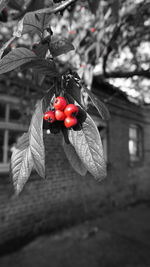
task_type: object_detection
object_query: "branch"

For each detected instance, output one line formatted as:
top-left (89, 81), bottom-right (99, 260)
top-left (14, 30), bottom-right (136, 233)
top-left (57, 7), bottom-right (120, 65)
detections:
top-left (33, 0), bottom-right (78, 14)
top-left (102, 1), bottom-right (146, 76)
top-left (102, 23), bottom-right (122, 76)
top-left (13, 0), bottom-right (78, 20)
top-left (104, 69), bottom-right (150, 79)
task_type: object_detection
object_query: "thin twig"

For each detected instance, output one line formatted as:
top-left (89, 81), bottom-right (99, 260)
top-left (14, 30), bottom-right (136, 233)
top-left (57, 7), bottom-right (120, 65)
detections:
top-left (102, 23), bottom-right (122, 76)
top-left (101, 69), bottom-right (150, 79)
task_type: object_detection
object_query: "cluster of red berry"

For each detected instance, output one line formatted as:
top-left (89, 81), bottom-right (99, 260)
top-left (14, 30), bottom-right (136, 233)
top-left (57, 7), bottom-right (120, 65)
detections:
top-left (43, 96), bottom-right (79, 128)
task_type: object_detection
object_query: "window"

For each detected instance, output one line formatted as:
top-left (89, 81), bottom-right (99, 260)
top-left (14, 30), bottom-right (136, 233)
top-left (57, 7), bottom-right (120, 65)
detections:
top-left (129, 124), bottom-right (143, 162)
top-left (0, 102), bottom-right (5, 120)
top-left (0, 95), bottom-right (28, 173)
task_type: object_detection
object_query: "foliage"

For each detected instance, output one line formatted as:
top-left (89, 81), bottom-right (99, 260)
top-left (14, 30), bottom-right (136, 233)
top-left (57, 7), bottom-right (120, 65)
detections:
top-left (0, 0), bottom-right (150, 101)
top-left (49, 0), bottom-right (150, 102)
top-left (0, 0), bottom-right (109, 193)
top-left (62, 138), bottom-right (87, 176)
top-left (10, 132), bottom-right (33, 194)
top-left (0, 0), bottom-right (149, 193)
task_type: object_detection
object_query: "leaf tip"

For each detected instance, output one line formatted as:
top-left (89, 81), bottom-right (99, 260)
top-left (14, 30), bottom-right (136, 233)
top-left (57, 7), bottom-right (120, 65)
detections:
top-left (14, 185), bottom-right (21, 196)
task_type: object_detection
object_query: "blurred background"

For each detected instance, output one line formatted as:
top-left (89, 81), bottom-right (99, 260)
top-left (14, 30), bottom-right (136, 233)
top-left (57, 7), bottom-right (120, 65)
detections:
top-left (0, 0), bottom-right (150, 266)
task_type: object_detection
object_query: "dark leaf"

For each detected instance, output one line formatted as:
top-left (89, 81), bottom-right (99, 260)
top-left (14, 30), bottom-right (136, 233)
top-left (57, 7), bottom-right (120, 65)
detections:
top-left (8, 0), bottom-right (24, 11)
top-left (0, 48), bottom-right (37, 74)
top-left (23, 12), bottom-right (51, 35)
top-left (33, 0), bottom-right (54, 14)
top-left (23, 59), bottom-right (59, 76)
top-left (68, 113), bottom-right (106, 180)
top-left (29, 99), bottom-right (45, 178)
top-left (66, 76), bottom-right (82, 105)
top-left (10, 0), bottom-right (22, 10)
top-left (10, 132), bottom-right (33, 195)
top-left (83, 86), bottom-right (110, 120)
top-left (21, 42), bottom-right (49, 79)
top-left (33, 72), bottom-right (45, 87)
top-left (63, 138), bottom-right (87, 176)
top-left (61, 126), bottom-right (70, 144)
top-left (27, 0), bottom-right (45, 12)
top-left (111, 0), bottom-right (119, 23)
top-left (88, 0), bottom-right (100, 14)
top-left (32, 42), bottom-right (49, 58)
top-left (42, 85), bottom-right (55, 113)
top-left (50, 37), bottom-right (74, 57)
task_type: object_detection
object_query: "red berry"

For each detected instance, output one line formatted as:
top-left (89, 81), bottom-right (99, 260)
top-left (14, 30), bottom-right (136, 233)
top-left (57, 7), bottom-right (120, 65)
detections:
top-left (68, 30), bottom-right (76, 34)
top-left (91, 27), bottom-right (95, 33)
top-left (55, 110), bottom-right (66, 121)
top-left (43, 110), bottom-right (55, 123)
top-left (64, 104), bottom-right (79, 117)
top-left (64, 117), bottom-right (77, 128)
top-left (80, 64), bottom-right (86, 68)
top-left (53, 96), bottom-right (67, 111)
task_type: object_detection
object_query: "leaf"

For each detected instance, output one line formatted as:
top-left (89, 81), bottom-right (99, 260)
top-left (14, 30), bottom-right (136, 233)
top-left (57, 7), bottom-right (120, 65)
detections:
top-left (13, 18), bottom-right (24, 38)
top-left (10, 132), bottom-right (33, 195)
top-left (27, 0), bottom-right (45, 12)
top-left (0, 0), bottom-right (9, 12)
top-left (8, 0), bottom-right (24, 11)
top-left (32, 42), bottom-right (49, 58)
top-left (42, 85), bottom-right (55, 113)
top-left (29, 99), bottom-right (45, 178)
top-left (0, 36), bottom-right (15, 59)
top-left (33, 72), bottom-right (45, 87)
top-left (88, 0), bottom-right (100, 14)
top-left (21, 42), bottom-right (51, 81)
top-left (62, 138), bottom-right (87, 176)
top-left (22, 12), bottom-right (51, 35)
top-left (49, 38), bottom-right (74, 57)
top-left (68, 113), bottom-right (106, 180)
top-left (23, 59), bottom-right (59, 76)
top-left (66, 76), bottom-right (82, 105)
top-left (0, 48), bottom-right (37, 74)
top-left (111, 0), bottom-right (119, 23)
top-left (83, 86), bottom-right (110, 120)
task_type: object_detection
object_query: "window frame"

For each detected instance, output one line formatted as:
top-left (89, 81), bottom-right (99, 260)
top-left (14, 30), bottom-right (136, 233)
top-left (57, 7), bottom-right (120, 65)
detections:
top-left (0, 95), bottom-right (28, 173)
top-left (128, 124), bottom-right (144, 164)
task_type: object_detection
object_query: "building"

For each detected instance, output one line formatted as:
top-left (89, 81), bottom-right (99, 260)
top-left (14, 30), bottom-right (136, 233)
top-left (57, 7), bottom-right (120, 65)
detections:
top-left (0, 76), bottom-right (150, 252)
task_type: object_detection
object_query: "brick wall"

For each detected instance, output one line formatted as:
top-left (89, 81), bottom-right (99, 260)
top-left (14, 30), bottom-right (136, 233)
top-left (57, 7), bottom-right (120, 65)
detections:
top-left (0, 85), bottom-right (150, 252)
top-left (0, 133), bottom-right (112, 252)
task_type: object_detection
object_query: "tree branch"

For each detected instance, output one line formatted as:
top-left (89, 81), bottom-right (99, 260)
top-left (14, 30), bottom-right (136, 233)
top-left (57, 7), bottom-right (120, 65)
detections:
top-left (13, 0), bottom-right (78, 20)
top-left (102, 23), bottom-right (122, 76)
top-left (102, 1), bottom-right (146, 76)
top-left (33, 0), bottom-right (78, 14)
top-left (104, 69), bottom-right (150, 79)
